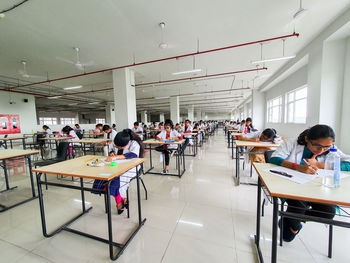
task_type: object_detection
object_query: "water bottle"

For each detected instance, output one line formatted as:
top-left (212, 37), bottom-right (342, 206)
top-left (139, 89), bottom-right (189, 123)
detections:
top-left (323, 148), bottom-right (341, 188)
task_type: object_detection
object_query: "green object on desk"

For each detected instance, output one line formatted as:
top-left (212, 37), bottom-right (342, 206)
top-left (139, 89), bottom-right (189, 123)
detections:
top-left (110, 161), bottom-right (117, 166)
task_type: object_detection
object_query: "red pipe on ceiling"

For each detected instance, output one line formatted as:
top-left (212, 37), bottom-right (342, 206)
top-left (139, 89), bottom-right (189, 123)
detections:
top-left (2, 32), bottom-right (299, 90)
top-left (135, 67), bottom-right (266, 87)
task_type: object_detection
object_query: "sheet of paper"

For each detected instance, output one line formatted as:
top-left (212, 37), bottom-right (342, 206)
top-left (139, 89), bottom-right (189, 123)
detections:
top-left (101, 158), bottom-right (131, 164)
top-left (265, 167), bottom-right (316, 184)
top-left (315, 169), bottom-right (350, 179)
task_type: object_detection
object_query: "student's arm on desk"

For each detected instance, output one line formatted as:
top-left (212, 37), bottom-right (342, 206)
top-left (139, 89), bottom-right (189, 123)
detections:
top-left (270, 157), bottom-right (318, 174)
top-left (239, 136), bottom-right (259, 142)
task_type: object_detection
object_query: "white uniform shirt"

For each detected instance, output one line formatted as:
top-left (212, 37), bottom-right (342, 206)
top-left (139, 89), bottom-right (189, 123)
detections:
top-left (181, 125), bottom-right (193, 139)
top-left (156, 129), bottom-right (182, 149)
top-left (104, 129), bottom-right (118, 152)
top-left (271, 139), bottom-right (350, 164)
top-left (44, 129), bottom-right (52, 138)
top-left (132, 126), bottom-right (144, 140)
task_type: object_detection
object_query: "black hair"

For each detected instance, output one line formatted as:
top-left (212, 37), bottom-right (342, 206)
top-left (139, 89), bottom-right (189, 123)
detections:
top-left (114, 129), bottom-right (145, 158)
top-left (175, 123), bottom-right (179, 126)
top-left (246, 117), bottom-right (252, 123)
top-left (134, 122), bottom-right (139, 126)
top-left (185, 119), bottom-right (191, 123)
top-left (102, 124), bottom-right (111, 131)
top-left (164, 119), bottom-right (174, 129)
top-left (297, 124), bottom-right (335, 146)
top-left (112, 124), bottom-right (116, 127)
top-left (42, 125), bottom-right (49, 129)
top-left (96, 123), bottom-right (103, 128)
top-left (261, 128), bottom-right (277, 141)
top-left (75, 124), bottom-right (80, 127)
top-left (62, 125), bottom-right (73, 134)
top-left (241, 120), bottom-right (246, 123)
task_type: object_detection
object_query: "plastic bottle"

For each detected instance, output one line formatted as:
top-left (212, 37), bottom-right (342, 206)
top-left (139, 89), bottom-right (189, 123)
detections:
top-left (323, 148), bottom-right (340, 188)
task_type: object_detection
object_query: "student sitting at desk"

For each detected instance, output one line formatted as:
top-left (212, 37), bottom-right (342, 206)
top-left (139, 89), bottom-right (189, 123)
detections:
top-left (42, 125), bottom-right (53, 138)
top-left (62, 126), bottom-right (80, 144)
top-left (180, 119), bottom-right (193, 152)
top-left (239, 128), bottom-right (282, 163)
top-left (155, 119), bottom-right (183, 174)
top-left (132, 122), bottom-right (143, 140)
top-left (93, 129), bottom-right (144, 214)
top-left (270, 124), bottom-right (350, 242)
top-left (95, 123), bottom-right (103, 137)
top-left (103, 124), bottom-right (118, 155)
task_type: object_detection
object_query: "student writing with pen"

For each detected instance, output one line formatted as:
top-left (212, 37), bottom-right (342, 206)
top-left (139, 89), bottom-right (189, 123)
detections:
top-left (270, 125), bottom-right (350, 242)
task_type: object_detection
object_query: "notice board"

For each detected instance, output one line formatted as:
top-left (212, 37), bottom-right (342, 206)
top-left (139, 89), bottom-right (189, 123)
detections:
top-left (0, 115), bottom-right (21, 134)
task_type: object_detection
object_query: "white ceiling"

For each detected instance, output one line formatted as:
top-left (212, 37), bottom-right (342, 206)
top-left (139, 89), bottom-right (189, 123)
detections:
top-left (0, 0), bottom-right (349, 114)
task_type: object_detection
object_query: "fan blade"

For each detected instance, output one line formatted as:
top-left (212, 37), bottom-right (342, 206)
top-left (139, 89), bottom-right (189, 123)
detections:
top-left (56, 56), bottom-right (76, 64)
top-left (81, 60), bottom-right (94, 67)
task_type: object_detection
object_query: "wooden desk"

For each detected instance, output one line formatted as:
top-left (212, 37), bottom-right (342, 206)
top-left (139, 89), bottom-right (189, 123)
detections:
top-left (32, 155), bottom-right (146, 261)
top-left (253, 163), bottom-right (350, 263)
top-left (39, 137), bottom-right (70, 149)
top-left (233, 141), bottom-right (280, 185)
top-left (143, 139), bottom-right (186, 177)
top-left (180, 133), bottom-right (198, 157)
top-left (0, 149), bottom-right (39, 212)
top-left (1, 136), bottom-right (27, 149)
top-left (227, 131), bottom-right (241, 148)
top-left (75, 138), bottom-right (112, 155)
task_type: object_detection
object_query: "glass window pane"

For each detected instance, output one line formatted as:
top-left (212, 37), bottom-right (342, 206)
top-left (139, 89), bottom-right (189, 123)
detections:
top-left (295, 88), bottom-right (307, 100)
top-left (288, 103), bottom-right (294, 122)
top-left (295, 99), bottom-right (307, 123)
top-left (288, 92), bottom-right (294, 102)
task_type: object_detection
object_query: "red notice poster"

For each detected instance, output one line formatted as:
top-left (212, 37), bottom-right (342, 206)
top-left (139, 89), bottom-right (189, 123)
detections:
top-left (0, 115), bottom-right (21, 134)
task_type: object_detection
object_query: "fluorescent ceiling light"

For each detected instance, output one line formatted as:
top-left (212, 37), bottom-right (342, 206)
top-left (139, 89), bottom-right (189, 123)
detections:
top-left (48, 96), bottom-right (62, 99)
top-left (251, 55), bottom-right (296, 64)
top-left (88, 102), bottom-right (99, 105)
top-left (68, 103), bottom-right (78, 106)
top-left (154, 96), bottom-right (169, 99)
top-left (172, 69), bottom-right (202, 75)
top-left (64, 85), bottom-right (82, 90)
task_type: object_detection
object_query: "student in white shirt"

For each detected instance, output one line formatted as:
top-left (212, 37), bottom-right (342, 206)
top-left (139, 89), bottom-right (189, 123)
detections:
top-left (62, 126), bottom-right (80, 145)
top-left (180, 119), bottom-right (193, 151)
top-left (155, 119), bottom-right (183, 174)
top-left (42, 125), bottom-right (52, 138)
top-left (132, 122), bottom-right (144, 140)
top-left (103, 124), bottom-right (118, 155)
top-left (93, 129), bottom-right (144, 214)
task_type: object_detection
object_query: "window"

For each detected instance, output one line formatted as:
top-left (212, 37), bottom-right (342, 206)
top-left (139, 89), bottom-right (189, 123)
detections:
top-left (96, 118), bottom-right (105, 124)
top-left (267, 96), bottom-right (282, 123)
top-left (240, 111), bottom-right (244, 121)
top-left (285, 86), bottom-right (307, 124)
top-left (39, 117), bottom-right (57, 125)
top-left (60, 118), bottom-right (76, 125)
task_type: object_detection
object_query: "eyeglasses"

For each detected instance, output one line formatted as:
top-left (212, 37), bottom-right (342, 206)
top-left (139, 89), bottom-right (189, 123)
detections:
top-left (309, 142), bottom-right (333, 150)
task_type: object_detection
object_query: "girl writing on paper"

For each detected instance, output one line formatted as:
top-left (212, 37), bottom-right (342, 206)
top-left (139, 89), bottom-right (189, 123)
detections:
top-left (155, 119), bottom-right (183, 174)
top-left (270, 124), bottom-right (350, 242)
top-left (92, 129), bottom-right (144, 214)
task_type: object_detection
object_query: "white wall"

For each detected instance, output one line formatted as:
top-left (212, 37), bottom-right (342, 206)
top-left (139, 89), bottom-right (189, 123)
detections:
top-left (264, 66), bottom-right (309, 138)
top-left (0, 91), bottom-right (37, 134)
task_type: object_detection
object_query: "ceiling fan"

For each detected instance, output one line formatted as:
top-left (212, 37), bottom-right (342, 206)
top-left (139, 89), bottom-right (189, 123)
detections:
top-left (56, 47), bottom-right (94, 70)
top-left (18, 60), bottom-right (44, 78)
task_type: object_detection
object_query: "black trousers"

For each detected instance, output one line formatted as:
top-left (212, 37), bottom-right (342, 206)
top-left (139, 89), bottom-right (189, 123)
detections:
top-left (155, 146), bottom-right (170, 165)
top-left (284, 199), bottom-right (336, 230)
top-left (182, 138), bottom-right (190, 152)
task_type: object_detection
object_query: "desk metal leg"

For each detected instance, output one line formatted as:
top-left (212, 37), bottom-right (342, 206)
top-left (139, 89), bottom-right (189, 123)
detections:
top-left (272, 197), bottom-right (279, 263)
top-left (255, 177), bottom-right (264, 262)
top-left (10, 140), bottom-right (13, 149)
top-left (236, 146), bottom-right (240, 185)
top-left (22, 138), bottom-right (26, 149)
top-left (27, 156), bottom-right (36, 197)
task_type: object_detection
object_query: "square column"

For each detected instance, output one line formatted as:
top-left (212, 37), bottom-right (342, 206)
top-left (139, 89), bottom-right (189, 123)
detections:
top-left (170, 96), bottom-right (180, 124)
top-left (187, 105), bottom-right (194, 121)
top-left (112, 68), bottom-right (136, 129)
top-left (141, 111), bottom-right (148, 124)
top-left (105, 104), bottom-right (115, 125)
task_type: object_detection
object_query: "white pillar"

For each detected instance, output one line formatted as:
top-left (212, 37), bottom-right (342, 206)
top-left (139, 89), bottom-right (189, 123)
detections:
top-left (113, 68), bottom-right (136, 129)
top-left (75, 112), bottom-right (79, 124)
top-left (252, 90), bottom-right (265, 131)
top-left (187, 106), bottom-right (194, 121)
top-left (105, 104), bottom-right (115, 125)
top-left (196, 110), bottom-right (202, 121)
top-left (170, 96), bottom-right (180, 124)
top-left (159, 113), bottom-right (165, 122)
top-left (202, 111), bottom-right (206, 120)
top-left (141, 111), bottom-right (148, 124)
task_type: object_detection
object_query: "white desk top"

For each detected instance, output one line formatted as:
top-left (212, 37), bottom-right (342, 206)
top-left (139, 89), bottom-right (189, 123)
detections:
top-left (39, 137), bottom-right (71, 141)
top-left (143, 139), bottom-right (186, 145)
top-left (2, 137), bottom-right (26, 141)
top-left (235, 140), bottom-right (279, 148)
top-left (253, 163), bottom-right (350, 207)
top-left (75, 138), bottom-right (112, 144)
top-left (0, 149), bottom-right (40, 160)
top-left (32, 155), bottom-right (146, 181)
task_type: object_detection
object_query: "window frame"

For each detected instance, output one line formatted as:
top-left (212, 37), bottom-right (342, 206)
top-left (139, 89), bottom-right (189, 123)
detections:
top-left (60, 117), bottom-right (76, 125)
top-left (39, 117), bottom-right (57, 125)
top-left (266, 96), bottom-right (282, 123)
top-left (285, 85), bottom-right (308, 124)
top-left (96, 118), bottom-right (105, 124)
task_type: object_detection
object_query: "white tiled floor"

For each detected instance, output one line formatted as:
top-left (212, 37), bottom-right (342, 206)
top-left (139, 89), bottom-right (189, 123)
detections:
top-left (0, 130), bottom-right (349, 262)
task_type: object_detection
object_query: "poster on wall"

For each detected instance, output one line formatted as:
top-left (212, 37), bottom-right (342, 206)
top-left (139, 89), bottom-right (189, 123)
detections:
top-left (0, 115), bottom-right (21, 134)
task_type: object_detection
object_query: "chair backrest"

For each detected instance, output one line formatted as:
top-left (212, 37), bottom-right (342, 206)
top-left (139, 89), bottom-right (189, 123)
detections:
top-left (4, 134), bottom-right (8, 138)
top-left (76, 131), bottom-right (83, 139)
top-left (264, 150), bottom-right (275, 163)
top-left (56, 142), bottom-right (70, 160)
top-left (37, 133), bottom-right (45, 145)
